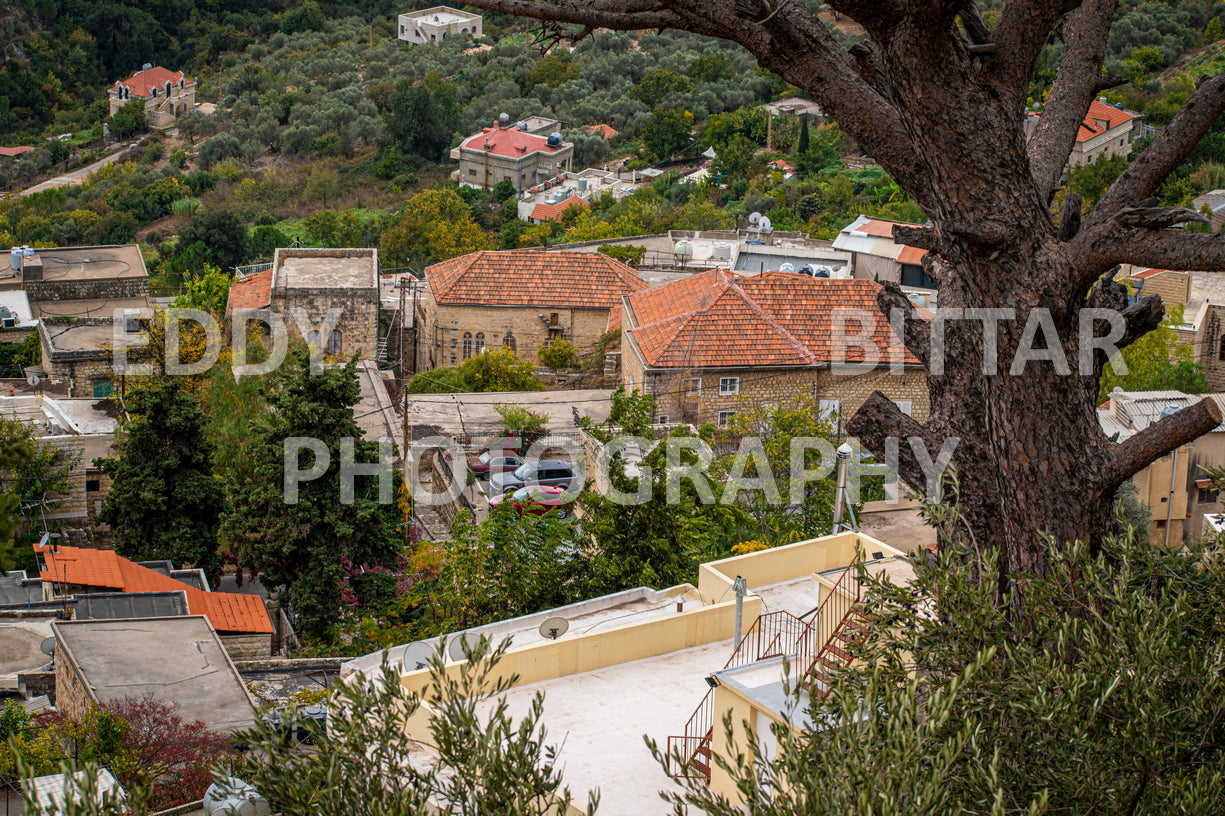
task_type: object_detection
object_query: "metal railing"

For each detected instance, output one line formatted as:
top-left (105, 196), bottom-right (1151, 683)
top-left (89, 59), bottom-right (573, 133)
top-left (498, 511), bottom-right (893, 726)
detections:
top-left (807, 562), bottom-right (865, 699)
top-left (667, 610), bottom-right (815, 781)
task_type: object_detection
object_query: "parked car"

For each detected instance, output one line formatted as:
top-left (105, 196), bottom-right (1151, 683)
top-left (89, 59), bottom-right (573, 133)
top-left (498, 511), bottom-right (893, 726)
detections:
top-left (490, 459), bottom-right (576, 494)
top-left (488, 484), bottom-right (574, 517)
top-left (466, 450), bottom-right (524, 479)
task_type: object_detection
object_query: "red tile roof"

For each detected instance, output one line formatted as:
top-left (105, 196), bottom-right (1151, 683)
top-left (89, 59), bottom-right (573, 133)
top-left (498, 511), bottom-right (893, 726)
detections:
top-left (1129, 267), bottom-right (1167, 280)
top-left (0, 146), bottom-right (34, 158)
top-left (531, 195), bottom-right (588, 222)
top-left (226, 269), bottom-right (273, 318)
top-left (853, 218), bottom-right (921, 238)
top-left (585, 124), bottom-right (620, 139)
top-left (626, 269), bottom-right (920, 369)
top-left (426, 250), bottom-right (648, 309)
top-left (1077, 99), bottom-right (1138, 142)
top-left (458, 125), bottom-right (566, 160)
top-left (38, 544), bottom-right (273, 635)
top-left (113, 66), bottom-right (189, 98)
top-left (896, 245), bottom-right (928, 265)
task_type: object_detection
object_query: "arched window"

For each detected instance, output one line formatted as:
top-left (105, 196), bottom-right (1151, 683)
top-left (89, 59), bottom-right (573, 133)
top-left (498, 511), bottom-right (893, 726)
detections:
top-left (462, 332), bottom-right (473, 360)
top-left (327, 330), bottom-right (342, 354)
top-left (474, 332), bottom-right (485, 355)
top-left (1218, 334), bottom-right (1225, 362)
top-left (165, 81), bottom-right (172, 96)
top-left (503, 333), bottom-right (516, 354)
top-left (307, 330), bottom-right (321, 348)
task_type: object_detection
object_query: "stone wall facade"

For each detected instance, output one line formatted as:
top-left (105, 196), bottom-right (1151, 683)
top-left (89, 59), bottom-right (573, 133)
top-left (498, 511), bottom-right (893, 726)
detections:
top-left (1138, 269), bottom-right (1190, 309)
top-left (221, 633), bottom-right (273, 660)
top-left (417, 292), bottom-right (611, 371)
top-left (24, 277), bottom-right (149, 303)
top-left (623, 343), bottom-right (930, 427)
top-left (270, 286), bottom-right (379, 362)
top-left (53, 642), bottom-right (96, 721)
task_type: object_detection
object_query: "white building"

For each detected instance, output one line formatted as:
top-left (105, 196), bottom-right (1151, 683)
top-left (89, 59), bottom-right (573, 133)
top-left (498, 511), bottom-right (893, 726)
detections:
top-left (397, 6), bottom-right (483, 45)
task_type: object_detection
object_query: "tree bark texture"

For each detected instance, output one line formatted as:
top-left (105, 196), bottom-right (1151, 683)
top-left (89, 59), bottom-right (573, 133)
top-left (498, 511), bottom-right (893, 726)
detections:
top-left (458, 0), bottom-right (1225, 582)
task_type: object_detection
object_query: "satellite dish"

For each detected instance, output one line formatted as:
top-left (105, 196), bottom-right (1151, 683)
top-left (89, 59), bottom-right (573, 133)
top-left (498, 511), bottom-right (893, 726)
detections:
top-left (759, 216), bottom-right (772, 232)
top-left (748, 211), bottom-right (762, 225)
top-left (539, 616), bottom-right (569, 640)
top-left (400, 641), bottom-right (433, 673)
top-left (40, 637), bottom-right (56, 657)
top-left (446, 632), bottom-right (478, 662)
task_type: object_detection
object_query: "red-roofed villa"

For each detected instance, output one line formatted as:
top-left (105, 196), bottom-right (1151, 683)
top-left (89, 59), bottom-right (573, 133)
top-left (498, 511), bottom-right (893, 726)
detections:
top-left (450, 120), bottom-right (574, 192)
top-left (109, 65), bottom-right (197, 129)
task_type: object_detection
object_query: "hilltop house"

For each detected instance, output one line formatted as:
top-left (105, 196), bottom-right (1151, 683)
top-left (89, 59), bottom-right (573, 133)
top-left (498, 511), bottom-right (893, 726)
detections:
top-left (1024, 98), bottom-right (1142, 168)
top-left (620, 268), bottom-right (928, 427)
top-left (108, 65), bottom-right (196, 129)
top-left (451, 120), bottom-right (574, 193)
top-left (416, 250), bottom-right (647, 370)
top-left (397, 6), bottom-right (483, 44)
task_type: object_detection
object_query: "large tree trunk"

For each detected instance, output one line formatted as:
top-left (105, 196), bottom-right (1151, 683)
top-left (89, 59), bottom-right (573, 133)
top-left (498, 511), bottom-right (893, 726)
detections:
top-left (458, 0), bottom-right (1225, 580)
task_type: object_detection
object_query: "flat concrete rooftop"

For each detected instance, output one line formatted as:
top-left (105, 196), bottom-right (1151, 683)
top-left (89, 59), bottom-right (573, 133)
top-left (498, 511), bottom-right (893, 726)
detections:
top-left (407, 389), bottom-right (612, 437)
top-left (28, 245), bottom-right (148, 281)
top-left (405, 7), bottom-right (479, 23)
top-left (43, 323), bottom-right (117, 354)
top-left (52, 616), bottom-right (257, 733)
top-left (273, 248), bottom-right (377, 290)
top-left (33, 297), bottom-right (148, 320)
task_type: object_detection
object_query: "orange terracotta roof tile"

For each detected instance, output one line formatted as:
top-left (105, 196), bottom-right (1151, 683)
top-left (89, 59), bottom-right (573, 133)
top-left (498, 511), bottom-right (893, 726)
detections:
top-left (226, 269), bottom-right (273, 317)
top-left (1130, 267), bottom-right (1167, 279)
top-left (531, 195), bottom-right (588, 222)
top-left (426, 250), bottom-right (648, 310)
top-left (896, 245), bottom-right (928, 265)
top-left (585, 124), bottom-right (620, 139)
top-left (0, 146), bottom-right (35, 157)
top-left (626, 269), bottom-right (920, 369)
top-left (114, 66), bottom-right (188, 97)
top-left (853, 218), bottom-right (921, 238)
top-left (39, 544), bottom-right (273, 635)
top-left (1077, 99), bottom-right (1138, 142)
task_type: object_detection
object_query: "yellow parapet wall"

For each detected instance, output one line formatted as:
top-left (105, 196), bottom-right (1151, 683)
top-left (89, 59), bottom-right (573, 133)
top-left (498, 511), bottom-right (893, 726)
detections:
top-left (399, 593), bottom-right (763, 698)
top-left (697, 531), bottom-right (903, 603)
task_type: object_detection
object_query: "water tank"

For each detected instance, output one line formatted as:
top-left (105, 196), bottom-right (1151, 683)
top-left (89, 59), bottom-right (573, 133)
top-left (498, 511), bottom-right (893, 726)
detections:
top-left (780, 263), bottom-right (795, 274)
top-left (204, 778), bottom-right (269, 816)
top-left (799, 264), bottom-right (815, 277)
top-left (546, 133), bottom-right (562, 147)
top-left (498, 112), bottom-right (510, 124)
top-left (577, 178), bottom-right (588, 192)
top-left (711, 242), bottom-right (732, 261)
top-left (814, 265), bottom-right (832, 278)
top-left (674, 240), bottom-right (694, 262)
top-left (516, 121), bottom-right (528, 131)
top-left (9, 247), bottom-right (20, 271)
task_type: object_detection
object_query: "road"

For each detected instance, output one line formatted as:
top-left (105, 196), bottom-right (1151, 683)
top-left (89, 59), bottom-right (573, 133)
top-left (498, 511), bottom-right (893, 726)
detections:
top-left (11, 145), bottom-right (135, 198)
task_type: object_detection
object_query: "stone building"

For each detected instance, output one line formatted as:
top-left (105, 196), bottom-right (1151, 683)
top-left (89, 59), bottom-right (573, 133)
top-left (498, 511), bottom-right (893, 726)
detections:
top-left (451, 120), bottom-right (574, 192)
top-left (620, 268), bottom-right (929, 427)
top-left (416, 250), bottom-right (647, 371)
top-left (226, 248), bottom-right (380, 362)
top-left (832, 215), bottom-right (936, 290)
top-left (1121, 266), bottom-right (1225, 392)
top-left (1024, 98), bottom-right (1141, 168)
top-left (397, 6), bottom-right (483, 44)
top-left (108, 65), bottom-right (197, 129)
top-left (50, 616), bottom-right (258, 733)
top-left (16, 245), bottom-right (150, 397)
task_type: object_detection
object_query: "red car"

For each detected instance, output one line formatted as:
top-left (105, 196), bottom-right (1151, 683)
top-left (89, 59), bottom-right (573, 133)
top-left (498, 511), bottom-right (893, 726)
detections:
top-left (466, 451), bottom-right (524, 479)
top-left (488, 484), bottom-right (574, 517)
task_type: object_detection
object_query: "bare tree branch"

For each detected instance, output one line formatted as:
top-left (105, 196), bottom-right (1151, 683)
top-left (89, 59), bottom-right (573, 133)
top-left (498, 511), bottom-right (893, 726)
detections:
top-left (876, 281), bottom-right (930, 367)
top-left (1087, 72), bottom-right (1225, 227)
top-left (846, 391), bottom-right (938, 494)
top-left (1073, 225), bottom-right (1225, 288)
top-left (1108, 397), bottom-right (1222, 485)
top-left (456, 0), bottom-right (684, 30)
top-left (1027, 0), bottom-right (1119, 202)
top-left (989, 0), bottom-right (1100, 109)
top-left (1115, 294), bottom-right (1165, 350)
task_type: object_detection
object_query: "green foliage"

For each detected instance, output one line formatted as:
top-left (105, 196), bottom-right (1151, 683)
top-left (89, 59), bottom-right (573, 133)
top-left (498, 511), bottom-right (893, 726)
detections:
top-left (97, 381), bottom-right (229, 584)
top-left (459, 347), bottom-right (545, 392)
top-left (108, 98), bottom-right (147, 140)
top-left (597, 243), bottom-right (646, 268)
top-left (301, 208), bottom-right (368, 248)
top-left (233, 639), bottom-right (596, 815)
top-left (492, 403), bottom-right (550, 457)
top-left (178, 208), bottom-right (253, 271)
top-left (1207, 16), bottom-right (1223, 43)
top-left (379, 188), bottom-right (495, 268)
top-left (225, 345), bottom-right (401, 640)
top-left (629, 69), bottom-right (696, 107)
top-left (1099, 304), bottom-right (1208, 400)
top-left (525, 54), bottom-right (581, 90)
top-left (173, 264), bottom-right (232, 317)
top-left (688, 52), bottom-right (736, 83)
top-left (538, 338), bottom-right (580, 370)
top-left (281, 1), bottom-right (325, 35)
top-left (640, 108), bottom-right (694, 162)
top-left (665, 532), bottom-right (1225, 814)
top-left (249, 224), bottom-right (290, 258)
top-left (384, 71), bottom-right (461, 162)
top-left (0, 415), bottom-right (75, 570)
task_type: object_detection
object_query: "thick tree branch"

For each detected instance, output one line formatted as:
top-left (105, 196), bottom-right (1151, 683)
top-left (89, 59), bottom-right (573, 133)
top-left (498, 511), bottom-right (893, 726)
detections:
top-left (1057, 193), bottom-right (1083, 241)
top-left (1073, 225), bottom-right (1225, 289)
top-left (1027, 0), bottom-right (1118, 202)
top-left (1108, 397), bottom-right (1222, 485)
top-left (989, 0), bottom-right (1102, 109)
top-left (876, 281), bottom-right (930, 367)
top-left (846, 391), bottom-right (939, 494)
top-left (1116, 294), bottom-right (1165, 350)
top-left (1087, 72), bottom-right (1225, 228)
